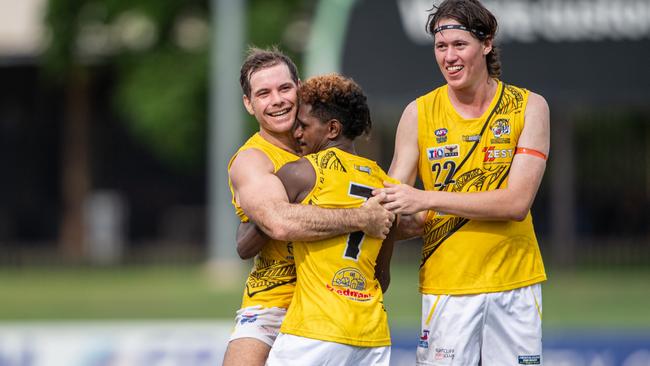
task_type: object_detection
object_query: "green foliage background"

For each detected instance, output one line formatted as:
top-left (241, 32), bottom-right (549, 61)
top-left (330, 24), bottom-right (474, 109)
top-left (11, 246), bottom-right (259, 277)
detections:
top-left (44, 0), bottom-right (306, 171)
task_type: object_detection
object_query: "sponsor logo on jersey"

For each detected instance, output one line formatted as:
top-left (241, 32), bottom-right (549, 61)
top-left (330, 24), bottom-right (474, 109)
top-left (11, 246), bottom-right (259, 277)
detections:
top-left (239, 313), bottom-right (258, 324)
top-left (482, 146), bottom-right (514, 162)
top-left (518, 355), bottom-right (541, 364)
top-left (435, 348), bottom-right (455, 360)
top-left (327, 267), bottom-right (372, 302)
top-left (463, 134), bottom-right (481, 142)
top-left (435, 128), bottom-right (448, 143)
top-left (427, 144), bottom-right (460, 160)
top-left (418, 330), bottom-right (430, 348)
top-left (354, 164), bottom-right (372, 174)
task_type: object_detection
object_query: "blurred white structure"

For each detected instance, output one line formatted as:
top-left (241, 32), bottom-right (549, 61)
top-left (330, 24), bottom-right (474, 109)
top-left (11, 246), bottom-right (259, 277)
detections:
top-left (0, 0), bottom-right (45, 57)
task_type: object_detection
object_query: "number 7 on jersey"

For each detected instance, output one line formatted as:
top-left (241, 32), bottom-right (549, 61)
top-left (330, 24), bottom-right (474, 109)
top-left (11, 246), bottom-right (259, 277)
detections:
top-left (344, 183), bottom-right (374, 261)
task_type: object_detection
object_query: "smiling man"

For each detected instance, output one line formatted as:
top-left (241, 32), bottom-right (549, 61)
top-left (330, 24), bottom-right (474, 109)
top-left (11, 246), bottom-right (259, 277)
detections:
top-left (373, 0), bottom-right (550, 364)
top-left (223, 47), bottom-right (394, 366)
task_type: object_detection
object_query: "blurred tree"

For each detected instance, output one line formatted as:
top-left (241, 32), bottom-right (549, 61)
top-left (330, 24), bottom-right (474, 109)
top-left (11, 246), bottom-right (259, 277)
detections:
top-left (43, 0), bottom-right (308, 260)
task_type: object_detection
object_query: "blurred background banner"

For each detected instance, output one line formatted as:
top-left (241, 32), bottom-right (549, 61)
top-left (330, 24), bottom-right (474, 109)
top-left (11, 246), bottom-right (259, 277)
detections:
top-left (0, 0), bottom-right (648, 365)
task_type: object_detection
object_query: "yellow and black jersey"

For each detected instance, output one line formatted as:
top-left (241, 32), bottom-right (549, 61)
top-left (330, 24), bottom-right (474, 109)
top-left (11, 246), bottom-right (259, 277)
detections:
top-left (280, 147), bottom-right (399, 347)
top-left (416, 81), bottom-right (546, 295)
top-left (228, 133), bottom-right (300, 309)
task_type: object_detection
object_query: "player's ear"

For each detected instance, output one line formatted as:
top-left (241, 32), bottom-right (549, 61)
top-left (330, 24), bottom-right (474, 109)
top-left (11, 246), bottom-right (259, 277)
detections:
top-left (242, 94), bottom-right (254, 115)
top-left (482, 37), bottom-right (493, 55)
top-left (327, 119), bottom-right (342, 139)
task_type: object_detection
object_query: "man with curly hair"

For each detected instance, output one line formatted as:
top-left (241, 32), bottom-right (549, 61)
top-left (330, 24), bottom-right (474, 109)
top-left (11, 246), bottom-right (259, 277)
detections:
top-left (374, 0), bottom-right (550, 364)
top-left (258, 73), bottom-right (398, 365)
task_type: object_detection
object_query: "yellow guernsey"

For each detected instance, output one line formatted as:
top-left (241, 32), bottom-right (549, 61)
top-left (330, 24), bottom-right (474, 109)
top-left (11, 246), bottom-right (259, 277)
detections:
top-left (280, 148), bottom-right (398, 347)
top-left (228, 133), bottom-right (300, 308)
top-left (416, 81), bottom-right (546, 295)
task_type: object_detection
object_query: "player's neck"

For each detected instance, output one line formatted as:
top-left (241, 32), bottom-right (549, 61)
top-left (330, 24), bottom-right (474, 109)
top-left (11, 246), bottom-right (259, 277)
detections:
top-left (447, 77), bottom-right (497, 119)
top-left (324, 139), bottom-right (356, 155)
top-left (259, 129), bottom-right (299, 154)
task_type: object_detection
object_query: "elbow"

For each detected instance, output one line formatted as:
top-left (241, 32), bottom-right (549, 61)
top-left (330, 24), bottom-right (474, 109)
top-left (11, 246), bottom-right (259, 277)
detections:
top-left (236, 239), bottom-right (256, 260)
top-left (508, 201), bottom-right (531, 222)
top-left (236, 245), bottom-right (255, 260)
top-left (261, 220), bottom-right (292, 242)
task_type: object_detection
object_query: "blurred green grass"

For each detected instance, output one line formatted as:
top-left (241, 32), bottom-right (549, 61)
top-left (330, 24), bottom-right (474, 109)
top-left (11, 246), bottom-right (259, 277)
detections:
top-left (1, 261), bottom-right (649, 330)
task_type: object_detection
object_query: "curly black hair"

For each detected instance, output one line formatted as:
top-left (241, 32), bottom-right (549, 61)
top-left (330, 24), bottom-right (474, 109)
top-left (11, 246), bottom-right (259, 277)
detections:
top-left (299, 73), bottom-right (371, 140)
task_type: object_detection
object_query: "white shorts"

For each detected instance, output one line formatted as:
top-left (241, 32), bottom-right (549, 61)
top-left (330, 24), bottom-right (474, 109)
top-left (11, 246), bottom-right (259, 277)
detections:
top-left (228, 305), bottom-right (286, 347)
top-left (266, 332), bottom-right (391, 366)
top-left (416, 284), bottom-right (543, 365)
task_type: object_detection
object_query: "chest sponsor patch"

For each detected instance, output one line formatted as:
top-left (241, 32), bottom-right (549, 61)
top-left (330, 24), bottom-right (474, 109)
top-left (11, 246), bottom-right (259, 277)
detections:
top-left (482, 146), bottom-right (514, 162)
top-left (327, 267), bottom-right (372, 302)
top-left (427, 144), bottom-right (460, 160)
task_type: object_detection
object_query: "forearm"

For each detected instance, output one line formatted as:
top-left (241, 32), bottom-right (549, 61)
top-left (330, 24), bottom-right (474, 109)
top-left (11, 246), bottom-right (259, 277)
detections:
top-left (251, 200), bottom-right (366, 242)
top-left (375, 228), bottom-right (397, 293)
top-left (424, 188), bottom-right (532, 221)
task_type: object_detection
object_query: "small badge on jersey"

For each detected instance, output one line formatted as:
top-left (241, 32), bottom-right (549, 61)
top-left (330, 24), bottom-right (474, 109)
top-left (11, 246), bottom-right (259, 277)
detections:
top-left (435, 128), bottom-right (448, 143)
top-left (354, 164), bottom-right (372, 174)
top-left (463, 134), bottom-right (482, 142)
top-left (490, 118), bottom-right (511, 144)
top-left (518, 355), bottom-right (541, 364)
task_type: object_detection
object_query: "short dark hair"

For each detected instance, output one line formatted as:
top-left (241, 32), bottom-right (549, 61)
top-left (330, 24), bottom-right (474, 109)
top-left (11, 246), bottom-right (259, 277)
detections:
top-left (426, 0), bottom-right (501, 78)
top-left (239, 46), bottom-right (299, 98)
top-left (299, 73), bottom-right (371, 140)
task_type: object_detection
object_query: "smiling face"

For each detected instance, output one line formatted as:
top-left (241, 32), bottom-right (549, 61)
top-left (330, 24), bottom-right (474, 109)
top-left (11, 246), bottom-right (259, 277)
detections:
top-left (294, 103), bottom-right (334, 155)
top-left (243, 63), bottom-right (298, 135)
top-left (434, 18), bottom-right (492, 91)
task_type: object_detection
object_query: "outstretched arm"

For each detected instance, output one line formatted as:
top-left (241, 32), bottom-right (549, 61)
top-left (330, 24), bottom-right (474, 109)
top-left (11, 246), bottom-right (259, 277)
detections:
top-left (230, 148), bottom-right (394, 242)
top-left (375, 92), bottom-right (550, 221)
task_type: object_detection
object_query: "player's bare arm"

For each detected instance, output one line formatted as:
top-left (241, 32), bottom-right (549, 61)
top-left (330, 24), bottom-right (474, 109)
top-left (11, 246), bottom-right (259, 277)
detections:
top-left (378, 100), bottom-right (426, 241)
top-left (386, 100), bottom-right (420, 186)
top-left (236, 221), bottom-right (269, 259)
top-left (376, 93), bottom-right (550, 221)
top-left (230, 148), bottom-right (394, 243)
top-left (374, 220), bottom-right (399, 293)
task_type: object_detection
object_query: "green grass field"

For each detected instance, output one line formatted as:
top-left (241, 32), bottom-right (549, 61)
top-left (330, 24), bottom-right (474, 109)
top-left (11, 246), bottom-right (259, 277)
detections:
top-left (1, 260), bottom-right (649, 331)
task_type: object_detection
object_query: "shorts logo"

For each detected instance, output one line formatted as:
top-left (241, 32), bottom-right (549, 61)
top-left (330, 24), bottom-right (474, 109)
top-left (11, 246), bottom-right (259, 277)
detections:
top-left (239, 313), bottom-right (258, 324)
top-left (327, 267), bottom-right (372, 302)
top-left (435, 128), bottom-right (448, 143)
top-left (435, 348), bottom-right (455, 360)
top-left (418, 330), bottom-right (430, 348)
top-left (518, 355), bottom-right (541, 364)
top-left (427, 144), bottom-right (460, 160)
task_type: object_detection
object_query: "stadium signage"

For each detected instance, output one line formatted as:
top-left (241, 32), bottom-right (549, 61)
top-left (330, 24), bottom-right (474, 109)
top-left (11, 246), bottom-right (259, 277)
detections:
top-left (398, 0), bottom-right (650, 44)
